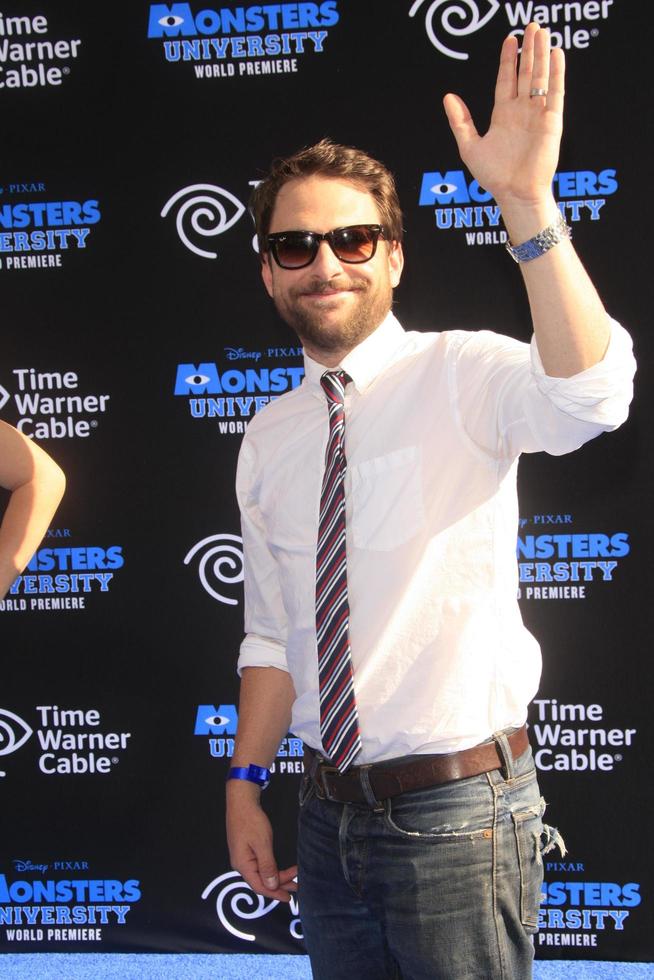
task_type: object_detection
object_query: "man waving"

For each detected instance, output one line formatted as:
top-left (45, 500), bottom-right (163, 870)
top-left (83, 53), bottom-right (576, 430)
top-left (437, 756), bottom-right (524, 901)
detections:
top-left (226, 25), bottom-right (635, 979)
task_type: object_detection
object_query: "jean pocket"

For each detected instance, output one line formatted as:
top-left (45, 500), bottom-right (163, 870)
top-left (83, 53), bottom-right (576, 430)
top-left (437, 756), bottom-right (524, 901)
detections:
top-left (511, 800), bottom-right (546, 932)
top-left (384, 784), bottom-right (494, 841)
top-left (350, 446), bottom-right (424, 551)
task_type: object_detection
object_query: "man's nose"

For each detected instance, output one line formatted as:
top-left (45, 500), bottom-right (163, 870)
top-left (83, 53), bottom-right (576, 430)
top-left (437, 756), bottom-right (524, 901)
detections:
top-left (310, 239), bottom-right (345, 277)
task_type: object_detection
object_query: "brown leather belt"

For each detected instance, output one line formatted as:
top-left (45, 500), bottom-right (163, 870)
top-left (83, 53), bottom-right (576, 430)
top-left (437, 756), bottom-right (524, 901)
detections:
top-left (304, 725), bottom-right (530, 805)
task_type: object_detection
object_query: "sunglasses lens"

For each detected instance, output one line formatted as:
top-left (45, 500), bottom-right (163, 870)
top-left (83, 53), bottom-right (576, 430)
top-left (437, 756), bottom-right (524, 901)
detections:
top-left (333, 226), bottom-right (378, 262)
top-left (269, 225), bottom-right (382, 268)
top-left (274, 233), bottom-right (316, 269)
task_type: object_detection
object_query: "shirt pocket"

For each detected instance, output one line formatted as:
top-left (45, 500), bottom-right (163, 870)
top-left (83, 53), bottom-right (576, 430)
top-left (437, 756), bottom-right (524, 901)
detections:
top-left (350, 445), bottom-right (424, 552)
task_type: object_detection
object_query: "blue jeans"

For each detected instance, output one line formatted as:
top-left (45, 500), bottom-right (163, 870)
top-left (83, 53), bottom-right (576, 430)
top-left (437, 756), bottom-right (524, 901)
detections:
top-left (297, 735), bottom-right (560, 980)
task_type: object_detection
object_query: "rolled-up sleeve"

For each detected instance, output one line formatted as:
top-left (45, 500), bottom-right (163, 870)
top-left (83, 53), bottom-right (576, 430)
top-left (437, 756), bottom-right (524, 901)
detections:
top-left (236, 438), bottom-right (289, 677)
top-left (452, 318), bottom-right (636, 459)
top-left (238, 633), bottom-right (288, 675)
top-left (529, 318), bottom-right (635, 429)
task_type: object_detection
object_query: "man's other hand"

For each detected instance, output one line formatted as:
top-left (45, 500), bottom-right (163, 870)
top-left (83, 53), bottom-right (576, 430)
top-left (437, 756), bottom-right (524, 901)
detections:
top-left (226, 785), bottom-right (298, 903)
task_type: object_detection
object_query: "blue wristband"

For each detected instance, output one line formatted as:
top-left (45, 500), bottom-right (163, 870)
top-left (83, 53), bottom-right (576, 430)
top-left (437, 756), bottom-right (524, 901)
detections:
top-left (227, 764), bottom-right (271, 789)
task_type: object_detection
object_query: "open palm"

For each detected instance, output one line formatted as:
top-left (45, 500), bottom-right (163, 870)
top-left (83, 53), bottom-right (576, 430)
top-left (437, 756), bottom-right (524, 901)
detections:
top-left (444, 24), bottom-right (564, 208)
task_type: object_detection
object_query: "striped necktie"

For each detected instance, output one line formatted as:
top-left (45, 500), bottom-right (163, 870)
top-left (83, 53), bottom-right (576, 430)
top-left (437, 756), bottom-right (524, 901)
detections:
top-left (316, 370), bottom-right (361, 772)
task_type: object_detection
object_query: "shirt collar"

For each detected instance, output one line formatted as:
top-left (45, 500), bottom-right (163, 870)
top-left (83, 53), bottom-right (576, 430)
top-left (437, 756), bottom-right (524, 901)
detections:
top-left (302, 312), bottom-right (406, 395)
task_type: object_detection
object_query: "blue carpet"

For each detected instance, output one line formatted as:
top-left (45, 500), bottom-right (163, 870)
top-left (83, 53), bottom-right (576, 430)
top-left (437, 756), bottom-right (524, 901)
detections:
top-left (0, 956), bottom-right (652, 979)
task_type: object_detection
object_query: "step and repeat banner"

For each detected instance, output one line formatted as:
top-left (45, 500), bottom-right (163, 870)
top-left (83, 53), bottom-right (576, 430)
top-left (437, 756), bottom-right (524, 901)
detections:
top-left (1, 0), bottom-right (650, 963)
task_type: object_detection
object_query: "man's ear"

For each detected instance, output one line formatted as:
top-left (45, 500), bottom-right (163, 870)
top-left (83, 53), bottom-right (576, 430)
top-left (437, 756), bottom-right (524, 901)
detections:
top-left (261, 252), bottom-right (274, 297)
top-left (388, 241), bottom-right (404, 289)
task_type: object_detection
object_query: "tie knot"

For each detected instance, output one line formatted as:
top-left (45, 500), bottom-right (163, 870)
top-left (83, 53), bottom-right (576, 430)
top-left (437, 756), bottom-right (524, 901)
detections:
top-left (320, 370), bottom-right (350, 404)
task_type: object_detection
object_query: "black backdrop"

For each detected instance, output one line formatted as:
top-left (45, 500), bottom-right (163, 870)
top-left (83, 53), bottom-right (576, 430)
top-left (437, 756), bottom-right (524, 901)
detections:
top-left (1, 0), bottom-right (650, 961)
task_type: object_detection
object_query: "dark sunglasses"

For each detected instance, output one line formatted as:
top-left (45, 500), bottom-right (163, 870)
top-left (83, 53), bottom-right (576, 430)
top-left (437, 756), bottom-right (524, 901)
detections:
top-left (265, 223), bottom-right (385, 270)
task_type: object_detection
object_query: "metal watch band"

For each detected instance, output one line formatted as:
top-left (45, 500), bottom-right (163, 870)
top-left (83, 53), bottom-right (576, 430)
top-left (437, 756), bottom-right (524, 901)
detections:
top-left (505, 211), bottom-right (572, 263)
top-left (226, 764), bottom-right (271, 789)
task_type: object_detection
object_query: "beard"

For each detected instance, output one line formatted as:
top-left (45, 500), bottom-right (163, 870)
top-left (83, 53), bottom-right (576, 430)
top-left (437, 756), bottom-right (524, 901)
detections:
top-left (272, 272), bottom-right (393, 356)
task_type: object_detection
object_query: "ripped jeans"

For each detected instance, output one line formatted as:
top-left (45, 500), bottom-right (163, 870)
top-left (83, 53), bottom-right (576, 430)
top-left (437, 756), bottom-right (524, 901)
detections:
top-left (297, 737), bottom-right (563, 980)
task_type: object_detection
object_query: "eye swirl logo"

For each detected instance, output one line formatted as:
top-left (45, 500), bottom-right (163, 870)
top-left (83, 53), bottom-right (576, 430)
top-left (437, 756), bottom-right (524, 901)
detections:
top-left (161, 184), bottom-right (246, 259)
top-left (201, 871), bottom-right (279, 942)
top-left (183, 533), bottom-right (244, 605)
top-left (408, 0), bottom-right (500, 60)
top-left (201, 871), bottom-right (302, 942)
top-left (0, 709), bottom-right (33, 777)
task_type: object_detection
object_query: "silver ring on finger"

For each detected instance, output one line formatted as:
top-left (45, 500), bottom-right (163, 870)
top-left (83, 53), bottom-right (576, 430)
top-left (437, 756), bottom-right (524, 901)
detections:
top-left (529, 87), bottom-right (548, 98)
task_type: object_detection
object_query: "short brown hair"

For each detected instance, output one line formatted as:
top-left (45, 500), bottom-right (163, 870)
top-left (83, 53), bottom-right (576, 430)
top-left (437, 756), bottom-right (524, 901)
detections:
top-left (250, 138), bottom-right (403, 255)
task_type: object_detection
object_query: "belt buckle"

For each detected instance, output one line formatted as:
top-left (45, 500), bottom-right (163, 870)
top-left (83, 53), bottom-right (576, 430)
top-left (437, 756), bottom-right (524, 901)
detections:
top-left (315, 762), bottom-right (341, 802)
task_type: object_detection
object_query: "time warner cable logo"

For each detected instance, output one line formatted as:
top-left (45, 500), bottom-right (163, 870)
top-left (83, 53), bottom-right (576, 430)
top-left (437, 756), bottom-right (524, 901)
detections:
top-left (202, 871), bottom-right (302, 942)
top-left (0, 705), bottom-right (131, 778)
top-left (161, 183), bottom-right (245, 258)
top-left (0, 710), bottom-right (32, 777)
top-left (0, 12), bottom-right (83, 90)
top-left (409, 0), bottom-right (615, 60)
top-left (0, 366), bottom-right (111, 441)
top-left (184, 533), bottom-right (243, 604)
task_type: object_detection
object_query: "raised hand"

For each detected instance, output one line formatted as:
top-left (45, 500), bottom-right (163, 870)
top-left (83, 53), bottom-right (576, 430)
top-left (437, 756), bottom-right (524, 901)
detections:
top-left (442, 23), bottom-right (615, 378)
top-left (443, 24), bottom-right (564, 218)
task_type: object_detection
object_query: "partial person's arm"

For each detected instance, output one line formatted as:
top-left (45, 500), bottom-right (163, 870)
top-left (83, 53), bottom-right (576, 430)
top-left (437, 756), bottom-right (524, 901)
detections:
top-left (226, 665), bottom-right (298, 902)
top-left (229, 436), bottom-right (298, 900)
top-left (0, 420), bottom-right (66, 600)
top-left (444, 23), bottom-right (610, 378)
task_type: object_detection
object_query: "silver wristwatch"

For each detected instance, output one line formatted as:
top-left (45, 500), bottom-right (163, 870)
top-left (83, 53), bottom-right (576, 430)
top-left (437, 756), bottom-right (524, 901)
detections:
top-left (505, 211), bottom-right (572, 263)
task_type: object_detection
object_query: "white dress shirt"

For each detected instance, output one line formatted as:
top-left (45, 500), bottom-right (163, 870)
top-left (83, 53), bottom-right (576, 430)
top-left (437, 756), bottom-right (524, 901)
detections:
top-left (236, 313), bottom-right (635, 763)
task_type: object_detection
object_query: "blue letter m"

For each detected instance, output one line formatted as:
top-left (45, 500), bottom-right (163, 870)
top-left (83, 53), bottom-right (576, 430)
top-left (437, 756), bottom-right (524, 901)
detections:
top-left (174, 363), bottom-right (222, 395)
top-left (194, 704), bottom-right (238, 735)
top-left (418, 171), bottom-right (470, 205)
top-left (148, 4), bottom-right (196, 38)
